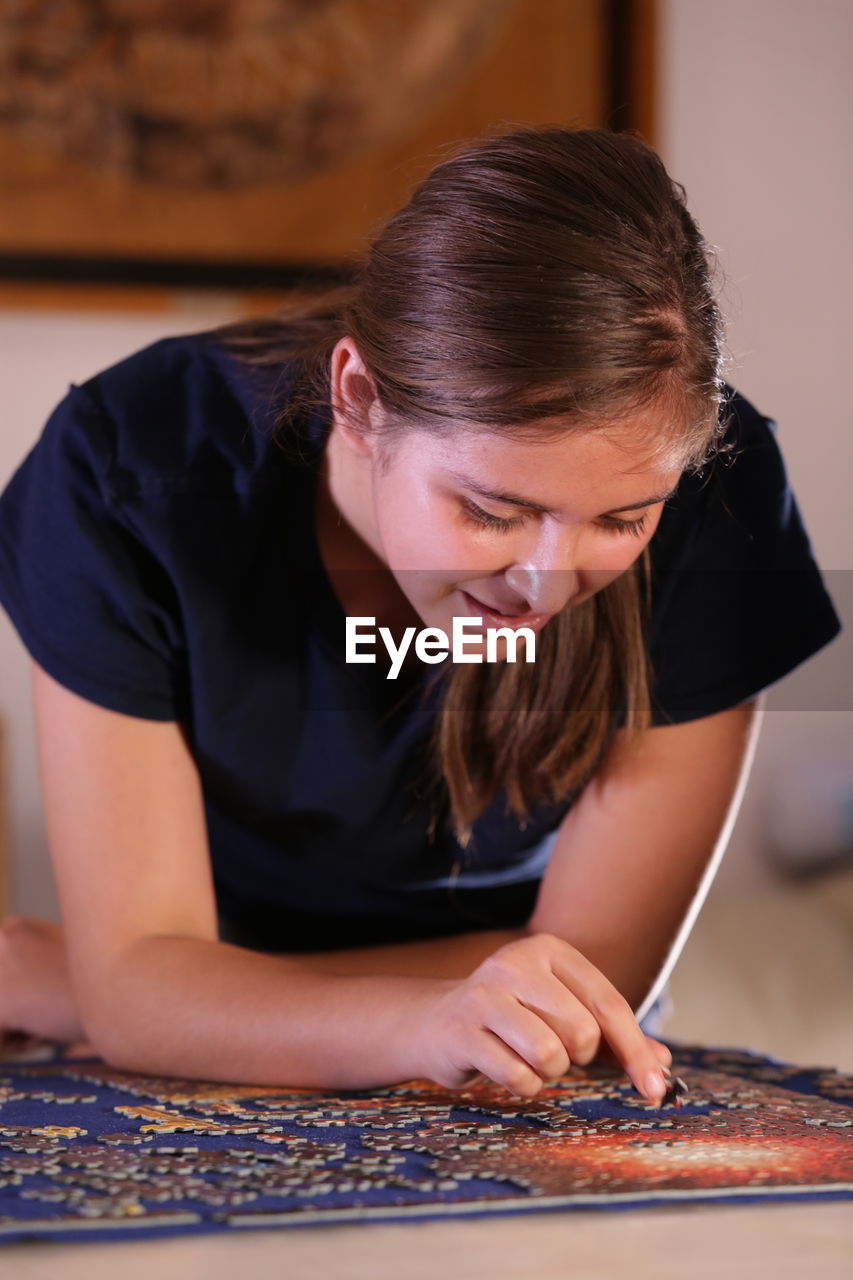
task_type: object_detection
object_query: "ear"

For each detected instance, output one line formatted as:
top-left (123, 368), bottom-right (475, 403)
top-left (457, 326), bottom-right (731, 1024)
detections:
top-left (329, 336), bottom-right (382, 458)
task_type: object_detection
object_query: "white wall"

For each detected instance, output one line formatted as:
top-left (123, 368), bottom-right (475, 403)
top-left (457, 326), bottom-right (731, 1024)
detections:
top-left (660, 0), bottom-right (852, 561)
top-left (658, 0), bottom-right (853, 885)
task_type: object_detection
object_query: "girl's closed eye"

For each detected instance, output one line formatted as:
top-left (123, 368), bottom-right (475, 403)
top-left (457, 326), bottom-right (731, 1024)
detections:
top-left (461, 498), bottom-right (649, 538)
top-left (598, 513), bottom-right (649, 538)
top-left (461, 499), bottom-right (526, 532)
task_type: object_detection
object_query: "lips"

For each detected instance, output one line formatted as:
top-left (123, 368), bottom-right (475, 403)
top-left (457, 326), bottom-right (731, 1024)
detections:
top-left (460, 590), bottom-right (552, 630)
top-left (466, 592), bottom-right (529, 617)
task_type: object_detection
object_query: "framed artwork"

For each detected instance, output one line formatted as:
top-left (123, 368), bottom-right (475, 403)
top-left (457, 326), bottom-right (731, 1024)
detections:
top-left (0, 0), bottom-right (655, 297)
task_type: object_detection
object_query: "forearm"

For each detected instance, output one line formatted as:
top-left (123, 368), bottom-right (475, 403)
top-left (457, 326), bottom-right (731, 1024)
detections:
top-left (527, 702), bottom-right (763, 1016)
top-left (87, 934), bottom-right (454, 1089)
top-left (292, 927), bottom-right (530, 978)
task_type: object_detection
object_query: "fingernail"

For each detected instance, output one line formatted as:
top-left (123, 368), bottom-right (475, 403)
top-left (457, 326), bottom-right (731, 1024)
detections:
top-left (644, 1070), bottom-right (665, 1103)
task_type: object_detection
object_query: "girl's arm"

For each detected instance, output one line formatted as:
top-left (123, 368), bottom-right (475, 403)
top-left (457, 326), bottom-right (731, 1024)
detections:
top-left (526, 698), bottom-right (764, 1018)
top-left (32, 660), bottom-right (668, 1098)
top-left (30, 661), bottom-right (435, 1089)
top-left (293, 701), bottom-right (762, 1019)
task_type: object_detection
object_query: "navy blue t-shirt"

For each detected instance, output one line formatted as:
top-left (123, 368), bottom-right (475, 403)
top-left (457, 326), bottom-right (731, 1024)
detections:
top-left (0, 330), bottom-right (842, 949)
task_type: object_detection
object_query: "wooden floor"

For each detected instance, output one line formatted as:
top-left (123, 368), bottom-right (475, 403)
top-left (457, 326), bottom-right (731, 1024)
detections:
top-left (2, 866), bottom-right (852, 1278)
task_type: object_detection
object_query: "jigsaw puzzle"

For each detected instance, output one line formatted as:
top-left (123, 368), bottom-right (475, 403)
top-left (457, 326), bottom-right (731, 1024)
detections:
top-left (0, 1040), bottom-right (851, 1243)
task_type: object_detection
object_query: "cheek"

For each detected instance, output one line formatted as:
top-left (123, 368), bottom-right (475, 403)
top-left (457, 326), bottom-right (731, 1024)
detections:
top-left (376, 483), bottom-right (490, 573)
top-left (374, 478), bottom-right (431, 560)
top-left (577, 525), bottom-right (658, 596)
top-left (578, 547), bottom-right (639, 584)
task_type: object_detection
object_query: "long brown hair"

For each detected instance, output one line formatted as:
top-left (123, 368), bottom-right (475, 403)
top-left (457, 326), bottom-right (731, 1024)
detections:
top-left (214, 127), bottom-right (728, 849)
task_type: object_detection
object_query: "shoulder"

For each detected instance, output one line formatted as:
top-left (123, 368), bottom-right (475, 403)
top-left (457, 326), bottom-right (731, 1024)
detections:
top-left (653, 386), bottom-right (802, 571)
top-left (705, 387), bottom-right (791, 531)
top-left (644, 386), bottom-right (841, 724)
top-left (64, 328), bottom-right (297, 500)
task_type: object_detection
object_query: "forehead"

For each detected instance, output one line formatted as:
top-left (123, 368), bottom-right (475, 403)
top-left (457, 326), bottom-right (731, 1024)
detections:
top-left (399, 418), bottom-right (686, 504)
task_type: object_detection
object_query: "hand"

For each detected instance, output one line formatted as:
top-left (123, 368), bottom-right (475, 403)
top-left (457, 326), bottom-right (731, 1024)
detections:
top-left (0, 916), bottom-right (87, 1045)
top-left (410, 932), bottom-right (673, 1103)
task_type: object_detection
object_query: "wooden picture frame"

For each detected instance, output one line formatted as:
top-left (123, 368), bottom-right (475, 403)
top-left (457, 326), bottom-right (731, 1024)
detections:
top-left (0, 0), bottom-right (656, 305)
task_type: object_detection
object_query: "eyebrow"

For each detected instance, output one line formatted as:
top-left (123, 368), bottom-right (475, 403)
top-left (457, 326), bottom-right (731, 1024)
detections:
top-left (449, 471), bottom-right (679, 516)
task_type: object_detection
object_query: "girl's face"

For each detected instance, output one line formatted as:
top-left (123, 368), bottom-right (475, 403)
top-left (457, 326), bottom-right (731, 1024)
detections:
top-left (327, 339), bottom-right (685, 644)
top-left (369, 424), bottom-right (680, 635)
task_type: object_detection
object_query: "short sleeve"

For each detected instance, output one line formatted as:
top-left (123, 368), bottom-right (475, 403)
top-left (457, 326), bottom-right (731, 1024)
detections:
top-left (0, 383), bottom-right (189, 720)
top-left (645, 392), bottom-right (843, 725)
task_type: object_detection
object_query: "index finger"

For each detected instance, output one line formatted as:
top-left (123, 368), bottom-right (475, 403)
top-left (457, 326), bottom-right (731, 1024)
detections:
top-left (547, 942), bottom-right (668, 1104)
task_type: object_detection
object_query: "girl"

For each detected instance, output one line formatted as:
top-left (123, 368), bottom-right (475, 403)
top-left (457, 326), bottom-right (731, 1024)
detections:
top-left (0, 129), bottom-right (840, 1105)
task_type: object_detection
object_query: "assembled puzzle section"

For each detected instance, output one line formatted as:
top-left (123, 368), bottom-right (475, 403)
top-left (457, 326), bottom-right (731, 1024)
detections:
top-left (0, 1042), bottom-right (851, 1243)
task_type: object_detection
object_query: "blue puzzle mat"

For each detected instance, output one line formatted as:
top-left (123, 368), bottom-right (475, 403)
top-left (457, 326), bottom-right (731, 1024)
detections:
top-left (1, 1038), bottom-right (851, 1244)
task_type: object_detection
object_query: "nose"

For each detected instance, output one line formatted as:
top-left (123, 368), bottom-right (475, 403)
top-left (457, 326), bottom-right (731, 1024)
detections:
top-left (503, 522), bottom-right (584, 615)
top-left (505, 549), bottom-right (580, 617)
top-left (503, 565), bottom-right (579, 616)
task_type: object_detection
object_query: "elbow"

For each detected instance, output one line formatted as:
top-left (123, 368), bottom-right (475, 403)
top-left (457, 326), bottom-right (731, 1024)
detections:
top-left (75, 967), bottom-right (155, 1073)
top-left (78, 995), bottom-right (136, 1070)
top-left (84, 1006), bottom-right (164, 1076)
top-left (74, 932), bottom-right (193, 1072)
top-left (76, 934), bottom-right (214, 1077)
